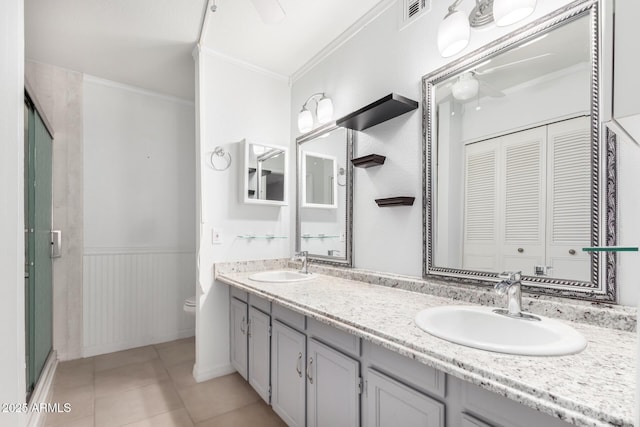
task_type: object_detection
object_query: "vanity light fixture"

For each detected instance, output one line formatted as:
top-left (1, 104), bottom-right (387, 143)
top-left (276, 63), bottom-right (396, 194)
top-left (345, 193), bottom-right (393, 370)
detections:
top-left (297, 93), bottom-right (334, 133)
top-left (437, 0), bottom-right (537, 57)
top-left (493, 0), bottom-right (536, 26)
top-left (437, 1), bottom-right (470, 58)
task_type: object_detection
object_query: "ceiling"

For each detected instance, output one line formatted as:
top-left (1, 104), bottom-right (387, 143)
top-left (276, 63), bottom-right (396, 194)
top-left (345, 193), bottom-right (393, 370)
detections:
top-left (202, 0), bottom-right (386, 78)
top-left (25, 0), bottom-right (208, 100)
top-left (25, 0), bottom-right (387, 101)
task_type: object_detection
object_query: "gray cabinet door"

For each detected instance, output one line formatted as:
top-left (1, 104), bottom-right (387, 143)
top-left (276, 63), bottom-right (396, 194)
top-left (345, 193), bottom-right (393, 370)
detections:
top-left (271, 320), bottom-right (306, 427)
top-left (248, 306), bottom-right (271, 404)
top-left (366, 368), bottom-right (444, 427)
top-left (307, 338), bottom-right (360, 427)
top-left (230, 297), bottom-right (248, 380)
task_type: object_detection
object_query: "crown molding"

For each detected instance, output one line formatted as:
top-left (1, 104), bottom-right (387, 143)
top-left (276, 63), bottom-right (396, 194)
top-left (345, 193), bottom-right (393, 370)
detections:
top-left (198, 46), bottom-right (290, 83)
top-left (83, 74), bottom-right (195, 106)
top-left (291, 0), bottom-right (397, 83)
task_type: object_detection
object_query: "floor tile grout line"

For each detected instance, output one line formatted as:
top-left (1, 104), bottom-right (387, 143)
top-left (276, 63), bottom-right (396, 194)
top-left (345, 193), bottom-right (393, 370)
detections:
top-left (194, 399), bottom-right (265, 426)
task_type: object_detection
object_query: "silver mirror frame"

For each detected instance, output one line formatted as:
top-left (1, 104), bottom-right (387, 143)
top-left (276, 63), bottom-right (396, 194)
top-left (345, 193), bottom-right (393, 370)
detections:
top-left (422, 0), bottom-right (618, 301)
top-left (296, 122), bottom-right (354, 267)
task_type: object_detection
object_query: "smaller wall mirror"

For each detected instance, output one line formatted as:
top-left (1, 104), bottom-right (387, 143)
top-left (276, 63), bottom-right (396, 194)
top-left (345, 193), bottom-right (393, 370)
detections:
top-left (302, 151), bottom-right (338, 209)
top-left (242, 141), bottom-right (288, 206)
top-left (296, 123), bottom-right (353, 266)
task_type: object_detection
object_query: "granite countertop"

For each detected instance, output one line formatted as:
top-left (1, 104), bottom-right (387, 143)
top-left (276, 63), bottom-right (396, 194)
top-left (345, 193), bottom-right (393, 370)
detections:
top-left (216, 265), bottom-right (636, 427)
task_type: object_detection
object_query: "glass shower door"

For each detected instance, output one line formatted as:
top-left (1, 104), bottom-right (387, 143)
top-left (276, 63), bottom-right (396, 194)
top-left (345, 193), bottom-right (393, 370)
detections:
top-left (25, 100), bottom-right (53, 397)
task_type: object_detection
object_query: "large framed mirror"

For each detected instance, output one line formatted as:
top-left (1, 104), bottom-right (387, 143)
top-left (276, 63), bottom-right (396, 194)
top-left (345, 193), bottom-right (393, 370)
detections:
top-left (423, 0), bottom-right (617, 301)
top-left (242, 140), bottom-right (288, 206)
top-left (296, 123), bottom-right (353, 266)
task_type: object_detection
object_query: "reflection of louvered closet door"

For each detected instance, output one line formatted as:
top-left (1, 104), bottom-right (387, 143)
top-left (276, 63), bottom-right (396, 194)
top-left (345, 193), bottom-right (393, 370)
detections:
top-left (463, 140), bottom-right (499, 271)
top-left (463, 116), bottom-right (591, 278)
top-left (546, 116), bottom-right (591, 281)
top-left (501, 127), bottom-right (546, 276)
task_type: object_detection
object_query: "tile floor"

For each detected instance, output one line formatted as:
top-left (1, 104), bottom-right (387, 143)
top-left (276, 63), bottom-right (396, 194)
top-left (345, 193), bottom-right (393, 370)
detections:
top-left (44, 337), bottom-right (286, 427)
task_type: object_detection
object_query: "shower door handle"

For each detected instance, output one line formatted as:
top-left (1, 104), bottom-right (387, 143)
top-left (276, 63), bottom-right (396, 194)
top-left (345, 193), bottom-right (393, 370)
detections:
top-left (50, 230), bottom-right (62, 258)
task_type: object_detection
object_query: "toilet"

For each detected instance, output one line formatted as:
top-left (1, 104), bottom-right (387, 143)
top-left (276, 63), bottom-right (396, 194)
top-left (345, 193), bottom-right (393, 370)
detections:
top-left (183, 296), bottom-right (196, 315)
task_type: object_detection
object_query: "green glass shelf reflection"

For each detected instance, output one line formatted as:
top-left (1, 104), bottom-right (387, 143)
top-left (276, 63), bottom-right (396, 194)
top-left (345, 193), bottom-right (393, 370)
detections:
top-left (301, 235), bottom-right (340, 239)
top-left (582, 246), bottom-right (639, 252)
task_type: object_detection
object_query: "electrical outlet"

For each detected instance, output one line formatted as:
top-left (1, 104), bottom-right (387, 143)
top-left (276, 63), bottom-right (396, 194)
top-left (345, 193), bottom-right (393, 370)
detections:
top-left (212, 229), bottom-right (223, 245)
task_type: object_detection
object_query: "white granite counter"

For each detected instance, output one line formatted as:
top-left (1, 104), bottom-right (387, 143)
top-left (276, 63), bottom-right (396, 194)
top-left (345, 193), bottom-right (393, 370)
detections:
top-left (216, 265), bottom-right (636, 427)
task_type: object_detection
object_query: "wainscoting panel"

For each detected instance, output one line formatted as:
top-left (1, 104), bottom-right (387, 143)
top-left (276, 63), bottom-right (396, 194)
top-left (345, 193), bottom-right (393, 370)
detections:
top-left (82, 249), bottom-right (196, 357)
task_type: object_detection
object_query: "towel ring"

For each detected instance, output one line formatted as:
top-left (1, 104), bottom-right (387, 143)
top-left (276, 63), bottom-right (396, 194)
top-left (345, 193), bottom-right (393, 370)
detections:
top-left (210, 146), bottom-right (232, 171)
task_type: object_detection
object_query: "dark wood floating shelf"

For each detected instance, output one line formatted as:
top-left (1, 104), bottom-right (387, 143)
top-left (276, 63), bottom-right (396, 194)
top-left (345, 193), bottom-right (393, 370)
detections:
top-left (375, 197), bottom-right (415, 207)
top-left (351, 154), bottom-right (386, 168)
top-left (337, 93), bottom-right (418, 131)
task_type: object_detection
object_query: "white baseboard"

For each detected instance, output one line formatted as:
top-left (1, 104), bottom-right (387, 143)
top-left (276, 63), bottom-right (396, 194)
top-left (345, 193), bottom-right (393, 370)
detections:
top-left (193, 362), bottom-right (235, 383)
top-left (82, 329), bottom-right (195, 358)
top-left (28, 351), bottom-right (58, 427)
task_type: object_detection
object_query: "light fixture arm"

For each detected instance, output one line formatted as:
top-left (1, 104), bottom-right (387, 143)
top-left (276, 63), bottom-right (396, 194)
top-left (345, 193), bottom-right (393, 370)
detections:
top-left (297, 92), bottom-right (334, 133)
top-left (445, 0), bottom-right (464, 17)
top-left (301, 92), bottom-right (327, 109)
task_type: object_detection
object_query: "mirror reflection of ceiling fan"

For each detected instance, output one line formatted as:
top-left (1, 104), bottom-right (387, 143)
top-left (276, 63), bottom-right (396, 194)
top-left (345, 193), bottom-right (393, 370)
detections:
top-left (443, 53), bottom-right (553, 101)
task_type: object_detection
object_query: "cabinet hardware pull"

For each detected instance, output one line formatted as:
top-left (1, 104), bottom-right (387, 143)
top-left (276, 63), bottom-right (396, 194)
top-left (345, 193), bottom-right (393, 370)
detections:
top-left (517, 248), bottom-right (524, 253)
top-left (306, 357), bottom-right (314, 384)
top-left (240, 316), bottom-right (246, 335)
top-left (296, 353), bottom-right (302, 377)
top-left (569, 249), bottom-right (576, 255)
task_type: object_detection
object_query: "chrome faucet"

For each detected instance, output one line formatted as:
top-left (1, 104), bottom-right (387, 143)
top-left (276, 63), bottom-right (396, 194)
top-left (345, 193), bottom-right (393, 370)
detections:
top-left (293, 251), bottom-right (309, 274)
top-left (494, 271), bottom-right (540, 321)
top-left (494, 271), bottom-right (522, 316)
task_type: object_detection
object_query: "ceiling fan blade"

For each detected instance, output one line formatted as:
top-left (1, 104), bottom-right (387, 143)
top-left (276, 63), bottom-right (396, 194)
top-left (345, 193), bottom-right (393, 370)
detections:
top-left (475, 54), bottom-right (552, 75)
top-left (479, 81), bottom-right (505, 98)
top-left (249, 0), bottom-right (286, 24)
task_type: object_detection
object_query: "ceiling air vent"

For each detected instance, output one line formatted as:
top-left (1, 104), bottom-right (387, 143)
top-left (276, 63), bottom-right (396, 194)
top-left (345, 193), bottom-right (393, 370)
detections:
top-left (400, 0), bottom-right (430, 29)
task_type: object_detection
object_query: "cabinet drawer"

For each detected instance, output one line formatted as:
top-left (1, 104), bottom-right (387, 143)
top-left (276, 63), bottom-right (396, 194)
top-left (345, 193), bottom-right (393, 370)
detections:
top-left (273, 303), bottom-right (305, 331)
top-left (307, 317), bottom-right (360, 358)
top-left (364, 341), bottom-right (445, 399)
top-left (249, 294), bottom-right (271, 314)
top-left (366, 368), bottom-right (444, 427)
top-left (230, 287), bottom-right (248, 302)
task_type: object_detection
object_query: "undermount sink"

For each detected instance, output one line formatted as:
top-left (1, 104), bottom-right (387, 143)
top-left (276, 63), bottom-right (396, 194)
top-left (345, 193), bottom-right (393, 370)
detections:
top-left (249, 270), bottom-right (316, 283)
top-left (414, 306), bottom-right (587, 356)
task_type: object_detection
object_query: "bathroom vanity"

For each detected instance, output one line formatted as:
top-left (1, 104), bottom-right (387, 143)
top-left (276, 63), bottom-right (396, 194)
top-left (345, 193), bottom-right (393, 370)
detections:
top-left (216, 261), bottom-right (635, 427)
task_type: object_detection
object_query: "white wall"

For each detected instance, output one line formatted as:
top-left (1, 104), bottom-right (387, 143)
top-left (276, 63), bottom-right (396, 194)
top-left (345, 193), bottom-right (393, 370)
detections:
top-left (194, 48), bottom-right (291, 381)
top-left (614, 0), bottom-right (640, 141)
top-left (83, 76), bottom-right (196, 356)
top-left (0, 0), bottom-right (27, 425)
